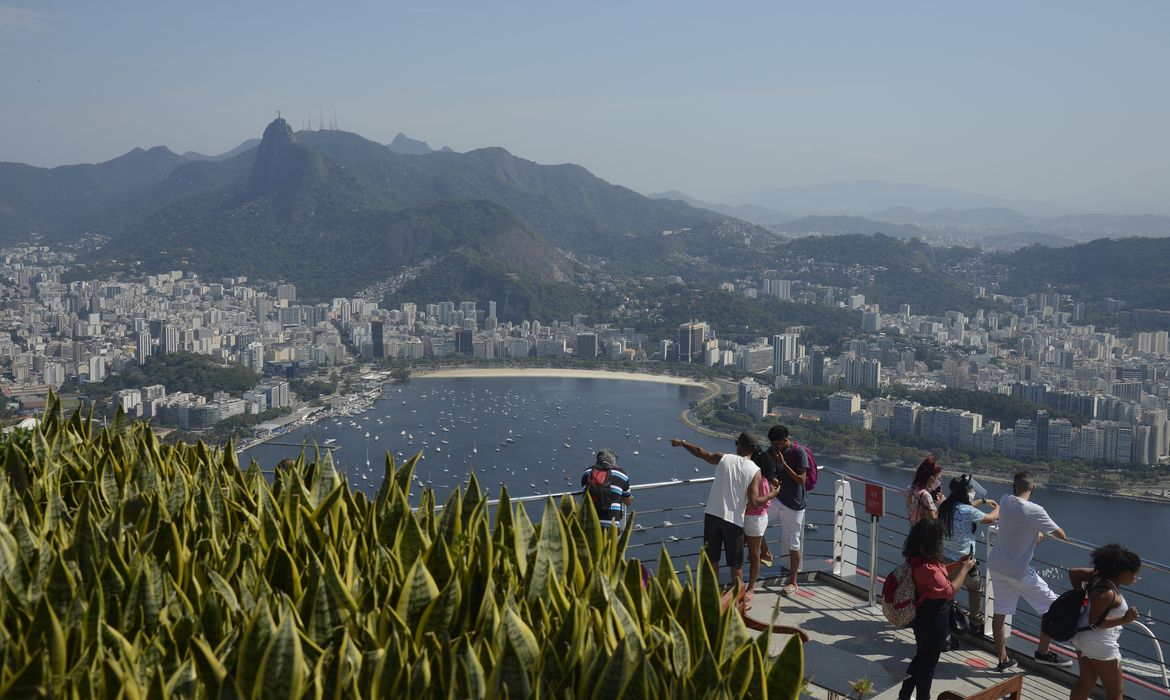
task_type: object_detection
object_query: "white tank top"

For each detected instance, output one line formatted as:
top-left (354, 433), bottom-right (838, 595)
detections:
top-left (1079, 586), bottom-right (1127, 647)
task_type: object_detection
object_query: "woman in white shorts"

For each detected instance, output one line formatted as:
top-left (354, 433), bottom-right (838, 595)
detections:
top-left (743, 450), bottom-right (781, 602)
top-left (1068, 544), bottom-right (1142, 700)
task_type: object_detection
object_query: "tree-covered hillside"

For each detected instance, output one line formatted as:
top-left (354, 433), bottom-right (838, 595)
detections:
top-left (1000, 237), bottom-right (1170, 309)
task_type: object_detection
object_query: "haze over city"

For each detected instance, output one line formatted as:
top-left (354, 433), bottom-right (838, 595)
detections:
top-left (2, 1), bottom-right (1168, 214)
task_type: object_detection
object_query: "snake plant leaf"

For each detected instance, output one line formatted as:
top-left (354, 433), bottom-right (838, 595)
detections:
top-left (460, 642), bottom-right (487, 700)
top-left (696, 552), bottom-right (724, 659)
top-left (488, 637), bottom-right (532, 700)
top-left (407, 654), bottom-right (432, 698)
top-left (588, 635), bottom-right (638, 700)
top-left (395, 508), bottom-right (427, 568)
top-left (310, 454), bottom-right (340, 510)
top-left (721, 602), bottom-right (752, 666)
top-left (425, 530), bottom-right (455, 592)
top-left (256, 613), bottom-right (306, 700)
top-left (164, 659), bottom-right (199, 698)
top-left (205, 569), bottom-right (242, 616)
top-left (609, 596), bottom-right (645, 652)
top-left (396, 558), bottom-right (439, 630)
top-left (725, 644), bottom-right (757, 699)
top-left (667, 615), bottom-right (691, 678)
top-left (236, 605), bottom-right (276, 697)
top-left (764, 636), bottom-right (803, 700)
top-left (501, 603), bottom-right (541, 670)
top-left (689, 643), bottom-right (722, 690)
top-left (436, 486), bottom-right (463, 543)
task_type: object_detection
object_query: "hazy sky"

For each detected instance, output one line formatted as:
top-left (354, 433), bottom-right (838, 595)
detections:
top-left (2, 1), bottom-right (1168, 213)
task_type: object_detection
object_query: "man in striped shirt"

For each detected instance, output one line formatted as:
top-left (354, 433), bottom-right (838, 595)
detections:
top-left (580, 449), bottom-right (632, 527)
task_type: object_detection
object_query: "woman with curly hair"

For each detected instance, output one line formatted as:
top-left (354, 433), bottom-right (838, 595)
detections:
top-left (897, 518), bottom-right (975, 700)
top-left (1068, 544), bottom-right (1142, 700)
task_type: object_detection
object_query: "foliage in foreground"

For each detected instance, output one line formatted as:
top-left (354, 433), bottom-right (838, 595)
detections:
top-left (0, 396), bottom-right (803, 698)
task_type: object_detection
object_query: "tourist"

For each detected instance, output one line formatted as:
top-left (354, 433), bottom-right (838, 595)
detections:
top-left (938, 474), bottom-right (999, 631)
top-left (765, 424), bottom-right (809, 595)
top-left (906, 456), bottom-right (943, 525)
top-left (580, 448), bottom-right (631, 528)
top-left (671, 433), bottom-right (762, 592)
top-left (988, 472), bottom-right (1073, 670)
top-left (743, 446), bottom-right (782, 601)
top-left (898, 518), bottom-right (976, 700)
top-left (1068, 544), bottom-right (1142, 700)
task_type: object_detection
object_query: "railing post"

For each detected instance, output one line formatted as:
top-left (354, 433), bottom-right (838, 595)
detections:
top-left (833, 478), bottom-right (858, 578)
top-left (868, 515), bottom-right (880, 607)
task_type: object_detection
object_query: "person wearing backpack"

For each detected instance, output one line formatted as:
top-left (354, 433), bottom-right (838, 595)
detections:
top-left (579, 449), bottom-right (631, 528)
top-left (764, 424), bottom-right (811, 595)
top-left (897, 519), bottom-right (976, 700)
top-left (1068, 544), bottom-right (1142, 700)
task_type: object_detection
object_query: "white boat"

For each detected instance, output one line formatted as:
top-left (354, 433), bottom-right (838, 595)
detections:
top-left (323, 438), bottom-right (336, 445)
top-left (633, 450), bottom-right (639, 455)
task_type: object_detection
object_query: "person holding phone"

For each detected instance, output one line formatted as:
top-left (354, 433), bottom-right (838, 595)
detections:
top-left (898, 518), bottom-right (976, 700)
top-left (938, 474), bottom-right (999, 632)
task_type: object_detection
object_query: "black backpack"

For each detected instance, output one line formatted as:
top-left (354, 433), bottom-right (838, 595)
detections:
top-left (587, 466), bottom-right (617, 519)
top-left (1041, 577), bottom-right (1116, 642)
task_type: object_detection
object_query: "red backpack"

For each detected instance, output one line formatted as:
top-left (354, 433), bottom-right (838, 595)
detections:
top-left (787, 440), bottom-right (819, 491)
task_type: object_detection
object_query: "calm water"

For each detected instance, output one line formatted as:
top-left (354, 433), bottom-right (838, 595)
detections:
top-left (242, 375), bottom-right (1170, 671)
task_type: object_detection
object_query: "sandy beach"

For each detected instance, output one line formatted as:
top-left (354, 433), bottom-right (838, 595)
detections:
top-left (411, 367), bottom-right (710, 387)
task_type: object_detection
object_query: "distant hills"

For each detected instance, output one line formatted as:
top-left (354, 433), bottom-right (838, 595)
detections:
top-left (737, 180), bottom-right (1063, 218)
top-left (653, 187), bottom-right (1170, 250)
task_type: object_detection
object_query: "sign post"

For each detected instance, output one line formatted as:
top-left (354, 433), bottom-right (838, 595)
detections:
top-left (863, 484), bottom-right (885, 608)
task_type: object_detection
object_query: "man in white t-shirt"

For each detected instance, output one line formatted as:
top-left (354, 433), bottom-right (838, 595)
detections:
top-left (671, 432), bottom-right (763, 590)
top-left (987, 472), bottom-right (1073, 671)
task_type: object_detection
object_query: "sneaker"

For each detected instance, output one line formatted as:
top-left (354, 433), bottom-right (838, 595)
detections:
top-left (996, 658), bottom-right (1017, 673)
top-left (1034, 651), bottom-right (1073, 668)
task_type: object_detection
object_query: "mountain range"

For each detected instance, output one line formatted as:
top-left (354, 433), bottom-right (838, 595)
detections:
top-left (653, 189), bottom-right (1170, 250)
top-left (0, 120), bottom-right (744, 312)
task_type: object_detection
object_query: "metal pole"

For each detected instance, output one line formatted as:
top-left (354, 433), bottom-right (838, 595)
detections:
top-left (868, 515), bottom-right (880, 607)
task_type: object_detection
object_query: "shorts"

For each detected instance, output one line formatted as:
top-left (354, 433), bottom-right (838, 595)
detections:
top-left (774, 504), bottom-right (805, 551)
top-left (743, 513), bottom-right (768, 538)
top-left (1072, 630), bottom-right (1122, 662)
top-left (703, 513), bottom-right (745, 569)
top-left (990, 568), bottom-right (1057, 616)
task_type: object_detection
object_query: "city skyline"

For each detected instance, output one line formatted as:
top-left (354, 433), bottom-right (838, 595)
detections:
top-left (2, 2), bottom-right (1169, 214)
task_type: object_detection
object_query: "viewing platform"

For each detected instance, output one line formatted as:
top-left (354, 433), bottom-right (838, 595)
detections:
top-left (497, 466), bottom-right (1170, 699)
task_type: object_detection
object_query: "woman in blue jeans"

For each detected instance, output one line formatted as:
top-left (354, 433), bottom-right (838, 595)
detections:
top-left (899, 519), bottom-right (976, 700)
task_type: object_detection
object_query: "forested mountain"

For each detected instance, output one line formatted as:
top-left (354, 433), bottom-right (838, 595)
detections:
top-left (0, 146), bottom-right (190, 239)
top-left (785, 233), bottom-right (983, 315)
top-left (1001, 237), bottom-right (1170, 309)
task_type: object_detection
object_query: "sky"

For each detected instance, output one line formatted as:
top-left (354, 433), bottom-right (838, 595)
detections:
top-left (2, 1), bottom-right (1168, 214)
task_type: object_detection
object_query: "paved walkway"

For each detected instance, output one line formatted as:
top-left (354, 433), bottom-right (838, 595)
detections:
top-left (745, 575), bottom-right (1081, 700)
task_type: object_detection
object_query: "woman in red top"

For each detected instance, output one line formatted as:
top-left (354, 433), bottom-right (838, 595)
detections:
top-left (899, 518), bottom-right (975, 700)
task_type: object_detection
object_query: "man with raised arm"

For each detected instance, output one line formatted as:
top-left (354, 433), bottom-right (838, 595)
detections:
top-left (671, 432), bottom-right (767, 595)
top-left (987, 471), bottom-right (1074, 671)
